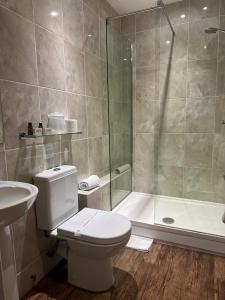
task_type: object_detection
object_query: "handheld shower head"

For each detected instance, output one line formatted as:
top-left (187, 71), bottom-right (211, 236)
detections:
top-left (205, 27), bottom-right (225, 34)
top-left (205, 27), bottom-right (219, 34)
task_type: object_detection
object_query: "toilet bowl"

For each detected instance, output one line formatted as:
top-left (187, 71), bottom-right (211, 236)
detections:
top-left (57, 208), bottom-right (131, 291)
top-left (34, 166), bottom-right (131, 292)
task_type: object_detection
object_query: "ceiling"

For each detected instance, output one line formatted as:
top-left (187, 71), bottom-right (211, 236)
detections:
top-left (107, 0), bottom-right (182, 14)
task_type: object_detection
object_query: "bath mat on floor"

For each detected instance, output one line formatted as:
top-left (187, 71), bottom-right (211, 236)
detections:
top-left (126, 235), bottom-right (153, 252)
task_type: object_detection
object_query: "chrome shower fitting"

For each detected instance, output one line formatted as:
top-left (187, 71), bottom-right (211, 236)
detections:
top-left (205, 27), bottom-right (225, 34)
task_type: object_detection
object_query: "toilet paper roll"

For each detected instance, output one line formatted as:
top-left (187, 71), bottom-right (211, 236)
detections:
top-left (65, 119), bottom-right (78, 133)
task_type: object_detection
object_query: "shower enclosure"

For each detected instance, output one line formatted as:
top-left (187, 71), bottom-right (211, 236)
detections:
top-left (107, 0), bottom-right (225, 251)
top-left (106, 17), bottom-right (133, 209)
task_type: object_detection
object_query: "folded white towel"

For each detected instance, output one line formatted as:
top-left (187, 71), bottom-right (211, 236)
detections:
top-left (78, 175), bottom-right (101, 191)
top-left (115, 164), bottom-right (131, 174)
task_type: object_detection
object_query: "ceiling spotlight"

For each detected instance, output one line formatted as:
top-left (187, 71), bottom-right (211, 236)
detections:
top-left (203, 6), bottom-right (208, 11)
top-left (180, 14), bottom-right (186, 19)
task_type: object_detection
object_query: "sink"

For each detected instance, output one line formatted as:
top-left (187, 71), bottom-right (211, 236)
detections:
top-left (0, 181), bottom-right (38, 228)
top-left (0, 181), bottom-right (38, 300)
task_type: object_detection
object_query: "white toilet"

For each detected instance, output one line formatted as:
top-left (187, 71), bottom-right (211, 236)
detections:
top-left (34, 165), bottom-right (131, 292)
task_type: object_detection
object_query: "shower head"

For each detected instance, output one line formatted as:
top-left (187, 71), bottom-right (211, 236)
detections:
top-left (205, 27), bottom-right (225, 34)
top-left (205, 27), bottom-right (219, 34)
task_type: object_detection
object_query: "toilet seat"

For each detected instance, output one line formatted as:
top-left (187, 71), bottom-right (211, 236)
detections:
top-left (57, 208), bottom-right (131, 245)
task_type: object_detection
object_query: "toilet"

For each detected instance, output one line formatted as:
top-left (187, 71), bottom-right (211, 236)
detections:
top-left (34, 165), bottom-right (131, 292)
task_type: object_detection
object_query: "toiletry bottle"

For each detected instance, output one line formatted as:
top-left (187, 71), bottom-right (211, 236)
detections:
top-left (38, 122), bottom-right (43, 135)
top-left (28, 122), bottom-right (33, 136)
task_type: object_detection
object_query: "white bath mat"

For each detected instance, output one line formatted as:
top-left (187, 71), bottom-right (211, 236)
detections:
top-left (126, 235), bottom-right (154, 252)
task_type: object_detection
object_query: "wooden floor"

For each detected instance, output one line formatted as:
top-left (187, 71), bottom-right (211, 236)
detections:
top-left (23, 242), bottom-right (225, 300)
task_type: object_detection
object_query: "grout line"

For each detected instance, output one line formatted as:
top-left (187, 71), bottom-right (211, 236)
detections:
top-left (0, 78), bottom-right (105, 101)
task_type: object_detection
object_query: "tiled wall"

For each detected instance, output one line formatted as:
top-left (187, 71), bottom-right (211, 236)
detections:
top-left (0, 0), bottom-right (115, 297)
top-left (128, 0), bottom-right (225, 203)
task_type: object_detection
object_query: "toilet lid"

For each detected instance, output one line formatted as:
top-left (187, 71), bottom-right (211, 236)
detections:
top-left (57, 208), bottom-right (131, 245)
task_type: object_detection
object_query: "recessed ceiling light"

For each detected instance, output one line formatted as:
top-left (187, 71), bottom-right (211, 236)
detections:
top-left (204, 45), bottom-right (207, 49)
top-left (50, 11), bottom-right (59, 17)
top-left (166, 40), bottom-right (171, 44)
top-left (203, 6), bottom-right (208, 10)
top-left (88, 34), bottom-right (93, 37)
top-left (180, 14), bottom-right (186, 19)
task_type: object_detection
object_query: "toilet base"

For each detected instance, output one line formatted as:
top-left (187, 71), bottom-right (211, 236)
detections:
top-left (68, 252), bottom-right (114, 292)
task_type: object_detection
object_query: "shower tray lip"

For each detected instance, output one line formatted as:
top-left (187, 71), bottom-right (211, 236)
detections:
top-left (114, 192), bottom-right (225, 245)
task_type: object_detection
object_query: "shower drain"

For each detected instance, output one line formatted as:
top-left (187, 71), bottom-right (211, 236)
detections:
top-left (162, 217), bottom-right (175, 224)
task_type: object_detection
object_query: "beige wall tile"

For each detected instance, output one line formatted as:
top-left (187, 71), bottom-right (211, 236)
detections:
top-left (33, 0), bottom-right (63, 35)
top-left (159, 62), bottom-right (187, 99)
top-left (87, 98), bottom-right (103, 138)
top-left (186, 97), bottom-right (215, 133)
top-left (110, 133), bottom-right (125, 169)
top-left (64, 41), bottom-right (85, 94)
top-left (121, 15), bottom-right (135, 35)
top-left (134, 133), bottom-right (155, 193)
top-left (0, 151), bottom-right (7, 180)
top-left (184, 134), bottom-right (213, 168)
top-left (0, 0), bottom-right (33, 20)
top-left (184, 167), bottom-right (212, 193)
top-left (36, 26), bottom-right (65, 90)
top-left (160, 99), bottom-right (186, 133)
top-left (160, 23), bottom-right (188, 64)
top-left (136, 100), bottom-right (158, 133)
top-left (85, 53), bottom-right (104, 97)
top-left (136, 29), bottom-right (156, 68)
top-left (183, 190), bottom-right (214, 201)
top-left (158, 134), bottom-right (185, 167)
top-left (84, 4), bottom-right (100, 56)
top-left (0, 7), bottom-right (37, 84)
top-left (216, 58), bottom-right (225, 96)
top-left (187, 60), bottom-right (217, 97)
top-left (189, 0), bottom-right (220, 22)
top-left (135, 10), bottom-right (160, 32)
top-left (212, 168), bottom-right (225, 202)
top-left (188, 17), bottom-right (219, 61)
top-left (157, 165), bottom-right (183, 197)
top-left (12, 207), bottom-right (48, 273)
top-left (213, 133), bottom-right (225, 169)
top-left (0, 81), bottom-right (40, 149)
top-left (136, 67), bottom-right (158, 101)
top-left (67, 94), bottom-right (87, 139)
top-left (88, 137), bottom-right (103, 175)
top-left (161, 0), bottom-right (189, 25)
top-left (215, 97), bottom-right (225, 133)
top-left (100, 17), bottom-right (107, 60)
top-left (102, 134), bottom-right (109, 173)
top-left (62, 0), bottom-right (83, 49)
top-left (84, 0), bottom-right (100, 14)
top-left (6, 146), bottom-right (44, 182)
top-left (64, 139), bottom-right (89, 181)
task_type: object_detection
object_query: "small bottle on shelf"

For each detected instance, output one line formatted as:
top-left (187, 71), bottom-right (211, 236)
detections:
top-left (28, 122), bottom-right (33, 136)
top-left (38, 122), bottom-right (43, 135)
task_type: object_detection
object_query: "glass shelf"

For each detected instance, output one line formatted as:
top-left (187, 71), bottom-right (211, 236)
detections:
top-left (19, 131), bottom-right (82, 140)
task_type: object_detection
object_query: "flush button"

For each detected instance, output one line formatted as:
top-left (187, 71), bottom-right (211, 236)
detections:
top-left (53, 167), bottom-right (61, 171)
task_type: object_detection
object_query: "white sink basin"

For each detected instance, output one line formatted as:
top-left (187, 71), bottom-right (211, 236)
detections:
top-left (0, 181), bottom-right (38, 227)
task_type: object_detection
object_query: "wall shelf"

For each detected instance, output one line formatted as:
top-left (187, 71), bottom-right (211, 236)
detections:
top-left (19, 131), bottom-right (82, 140)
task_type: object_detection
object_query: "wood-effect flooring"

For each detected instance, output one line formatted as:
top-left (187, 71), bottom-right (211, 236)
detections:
top-left (23, 242), bottom-right (225, 300)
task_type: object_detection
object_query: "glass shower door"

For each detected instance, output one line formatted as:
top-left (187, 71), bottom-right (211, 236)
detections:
top-left (106, 19), bottom-right (133, 210)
